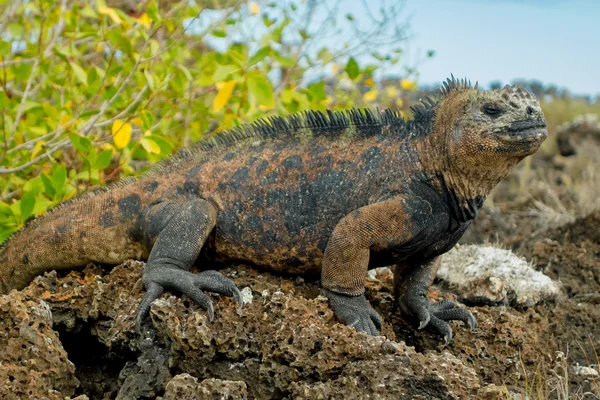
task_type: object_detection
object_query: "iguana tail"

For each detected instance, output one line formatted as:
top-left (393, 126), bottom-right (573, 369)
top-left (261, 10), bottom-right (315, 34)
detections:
top-left (0, 183), bottom-right (149, 294)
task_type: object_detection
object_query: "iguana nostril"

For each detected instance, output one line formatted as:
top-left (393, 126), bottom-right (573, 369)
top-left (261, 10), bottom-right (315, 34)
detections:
top-left (527, 106), bottom-right (535, 115)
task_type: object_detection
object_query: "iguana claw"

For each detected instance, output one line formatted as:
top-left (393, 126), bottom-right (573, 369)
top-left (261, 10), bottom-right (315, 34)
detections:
top-left (400, 294), bottom-right (477, 344)
top-left (324, 289), bottom-right (382, 336)
top-left (136, 268), bottom-right (242, 334)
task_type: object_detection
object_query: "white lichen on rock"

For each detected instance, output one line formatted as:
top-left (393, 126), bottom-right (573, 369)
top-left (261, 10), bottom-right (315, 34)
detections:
top-left (438, 244), bottom-right (560, 307)
top-left (240, 286), bottom-right (253, 304)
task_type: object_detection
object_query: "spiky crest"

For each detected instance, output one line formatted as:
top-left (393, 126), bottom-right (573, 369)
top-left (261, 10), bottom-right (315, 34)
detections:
top-left (145, 107), bottom-right (410, 176)
top-left (410, 74), bottom-right (479, 120)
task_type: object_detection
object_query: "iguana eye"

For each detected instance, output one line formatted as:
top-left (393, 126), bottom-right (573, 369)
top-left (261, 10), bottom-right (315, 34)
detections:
top-left (483, 105), bottom-right (503, 117)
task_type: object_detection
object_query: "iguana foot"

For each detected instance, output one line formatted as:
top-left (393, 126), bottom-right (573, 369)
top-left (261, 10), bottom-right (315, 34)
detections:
top-left (399, 294), bottom-right (477, 344)
top-left (324, 289), bottom-right (382, 335)
top-left (136, 269), bottom-right (243, 333)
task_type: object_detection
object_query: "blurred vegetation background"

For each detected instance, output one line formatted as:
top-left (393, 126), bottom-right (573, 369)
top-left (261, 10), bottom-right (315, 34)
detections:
top-left (0, 0), bottom-right (598, 243)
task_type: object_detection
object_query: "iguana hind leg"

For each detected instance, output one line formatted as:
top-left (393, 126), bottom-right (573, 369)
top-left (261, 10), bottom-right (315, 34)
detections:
top-left (394, 258), bottom-right (477, 344)
top-left (136, 198), bottom-right (242, 332)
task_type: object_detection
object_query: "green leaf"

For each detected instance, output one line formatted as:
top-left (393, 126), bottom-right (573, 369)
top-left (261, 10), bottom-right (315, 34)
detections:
top-left (0, 227), bottom-right (19, 245)
top-left (20, 101), bottom-right (41, 112)
top-left (95, 149), bottom-right (113, 170)
top-left (0, 40), bottom-right (10, 56)
top-left (307, 81), bottom-right (327, 102)
top-left (19, 191), bottom-right (36, 221)
top-left (52, 164), bottom-right (67, 194)
top-left (212, 29), bottom-right (226, 38)
top-left (32, 195), bottom-right (53, 215)
top-left (146, 0), bottom-right (161, 21)
top-left (70, 62), bottom-right (88, 86)
top-left (7, 23), bottom-right (24, 37)
top-left (40, 173), bottom-right (56, 198)
top-left (274, 55), bottom-right (295, 67)
top-left (176, 63), bottom-right (193, 81)
top-left (144, 69), bottom-right (156, 91)
top-left (69, 133), bottom-right (93, 152)
top-left (248, 46), bottom-right (271, 66)
top-left (212, 65), bottom-right (238, 82)
top-left (146, 134), bottom-right (172, 155)
top-left (83, 149), bottom-right (97, 171)
top-left (247, 74), bottom-right (275, 109)
top-left (0, 202), bottom-right (14, 217)
top-left (140, 110), bottom-right (155, 131)
top-left (345, 57), bottom-right (360, 80)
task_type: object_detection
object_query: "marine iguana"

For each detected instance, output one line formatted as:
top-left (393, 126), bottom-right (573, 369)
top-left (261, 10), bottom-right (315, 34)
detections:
top-left (0, 76), bottom-right (547, 343)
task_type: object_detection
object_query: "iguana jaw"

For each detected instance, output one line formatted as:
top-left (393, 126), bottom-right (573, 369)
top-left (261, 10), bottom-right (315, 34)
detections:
top-left (490, 122), bottom-right (548, 156)
top-left (491, 120), bottom-right (548, 145)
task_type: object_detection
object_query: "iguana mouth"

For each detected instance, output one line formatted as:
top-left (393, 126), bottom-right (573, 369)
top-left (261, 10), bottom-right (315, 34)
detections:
top-left (494, 120), bottom-right (548, 144)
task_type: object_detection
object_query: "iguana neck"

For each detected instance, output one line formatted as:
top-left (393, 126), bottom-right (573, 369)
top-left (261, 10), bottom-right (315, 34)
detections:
top-left (416, 127), bottom-right (519, 222)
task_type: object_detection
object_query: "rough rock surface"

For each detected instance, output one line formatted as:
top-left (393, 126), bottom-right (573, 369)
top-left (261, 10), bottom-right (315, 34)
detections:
top-left (159, 374), bottom-right (248, 400)
top-left (555, 113), bottom-right (600, 157)
top-left (1, 258), bottom-right (502, 399)
top-left (1, 218), bottom-right (599, 398)
top-left (0, 290), bottom-right (78, 399)
top-left (438, 244), bottom-right (560, 307)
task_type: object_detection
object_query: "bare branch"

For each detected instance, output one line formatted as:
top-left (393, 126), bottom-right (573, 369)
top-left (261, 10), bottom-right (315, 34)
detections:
top-left (94, 84), bottom-right (149, 128)
top-left (0, 139), bottom-right (69, 174)
top-left (7, 58), bottom-right (40, 145)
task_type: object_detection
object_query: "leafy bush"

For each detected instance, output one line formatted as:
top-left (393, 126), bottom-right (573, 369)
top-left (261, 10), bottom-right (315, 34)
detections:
top-left (0, 0), bottom-right (415, 241)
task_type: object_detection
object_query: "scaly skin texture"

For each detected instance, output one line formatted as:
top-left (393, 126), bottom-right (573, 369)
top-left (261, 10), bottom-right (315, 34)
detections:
top-left (0, 77), bottom-right (548, 342)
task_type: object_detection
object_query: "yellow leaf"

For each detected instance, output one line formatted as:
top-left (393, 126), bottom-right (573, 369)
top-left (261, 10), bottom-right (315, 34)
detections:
top-left (112, 120), bottom-right (132, 149)
top-left (98, 6), bottom-right (122, 25)
top-left (59, 114), bottom-right (71, 127)
top-left (331, 63), bottom-right (339, 74)
top-left (135, 13), bottom-right (151, 29)
top-left (386, 86), bottom-right (397, 98)
top-left (140, 137), bottom-right (160, 154)
top-left (130, 117), bottom-right (143, 126)
top-left (364, 77), bottom-right (375, 87)
top-left (223, 114), bottom-right (236, 128)
top-left (212, 80), bottom-right (236, 113)
top-left (363, 90), bottom-right (377, 102)
top-left (395, 98), bottom-right (404, 108)
top-left (250, 2), bottom-right (260, 14)
top-left (400, 79), bottom-right (416, 91)
top-left (31, 141), bottom-right (45, 160)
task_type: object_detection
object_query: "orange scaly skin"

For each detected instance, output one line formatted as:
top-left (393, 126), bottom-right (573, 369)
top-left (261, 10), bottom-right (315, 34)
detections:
top-left (0, 77), bottom-right (547, 342)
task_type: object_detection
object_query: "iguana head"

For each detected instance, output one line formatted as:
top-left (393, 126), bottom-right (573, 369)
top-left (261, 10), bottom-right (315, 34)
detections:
top-left (421, 76), bottom-right (548, 196)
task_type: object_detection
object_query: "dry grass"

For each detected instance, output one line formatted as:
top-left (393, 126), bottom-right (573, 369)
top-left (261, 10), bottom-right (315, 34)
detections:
top-left (540, 98), bottom-right (600, 134)
top-left (507, 347), bottom-right (599, 400)
top-left (487, 98), bottom-right (600, 235)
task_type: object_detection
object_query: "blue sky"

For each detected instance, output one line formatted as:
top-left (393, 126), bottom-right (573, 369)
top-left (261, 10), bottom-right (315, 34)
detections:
top-left (397, 0), bottom-right (600, 95)
top-left (198, 0), bottom-right (599, 96)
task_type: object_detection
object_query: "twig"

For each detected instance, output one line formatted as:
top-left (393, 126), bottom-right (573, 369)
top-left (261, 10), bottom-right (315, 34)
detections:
top-left (0, 139), bottom-right (69, 174)
top-left (94, 84), bottom-right (149, 128)
top-left (7, 58), bottom-right (40, 145)
top-left (0, 58), bottom-right (36, 68)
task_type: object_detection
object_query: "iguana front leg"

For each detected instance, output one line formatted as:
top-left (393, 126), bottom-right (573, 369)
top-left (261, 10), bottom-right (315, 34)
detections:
top-left (322, 197), bottom-right (415, 335)
top-left (395, 258), bottom-right (477, 344)
top-left (136, 198), bottom-right (242, 332)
